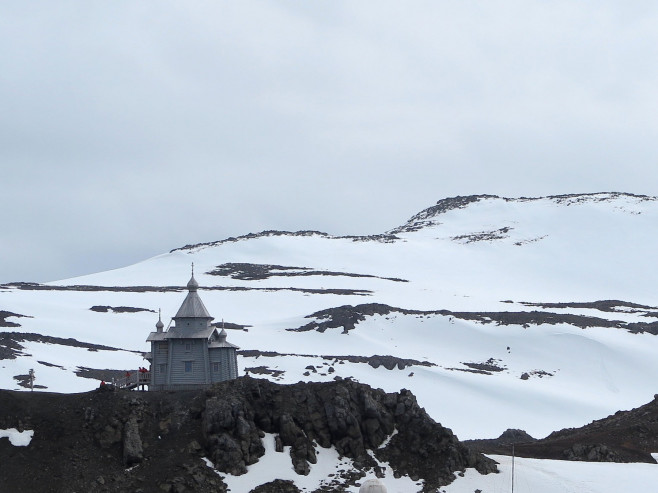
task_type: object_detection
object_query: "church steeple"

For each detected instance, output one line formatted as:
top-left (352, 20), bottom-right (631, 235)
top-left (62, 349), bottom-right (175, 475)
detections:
top-left (187, 263), bottom-right (199, 292)
top-left (174, 264), bottom-right (213, 321)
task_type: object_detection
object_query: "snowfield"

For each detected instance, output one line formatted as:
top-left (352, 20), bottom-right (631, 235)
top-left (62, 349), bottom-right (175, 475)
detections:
top-left (2, 193), bottom-right (658, 491)
top-left (444, 455), bottom-right (658, 493)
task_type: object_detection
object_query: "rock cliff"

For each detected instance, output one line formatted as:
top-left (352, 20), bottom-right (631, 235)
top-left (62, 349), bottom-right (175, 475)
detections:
top-left (0, 377), bottom-right (496, 493)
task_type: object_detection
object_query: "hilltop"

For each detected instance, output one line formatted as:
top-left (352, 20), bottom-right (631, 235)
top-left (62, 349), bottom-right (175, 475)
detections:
top-left (1, 192), bottom-right (658, 443)
top-left (0, 378), bottom-right (496, 493)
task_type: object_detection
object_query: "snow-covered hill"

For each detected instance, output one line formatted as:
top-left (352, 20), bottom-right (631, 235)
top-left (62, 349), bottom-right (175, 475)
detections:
top-left (2, 192), bottom-right (658, 447)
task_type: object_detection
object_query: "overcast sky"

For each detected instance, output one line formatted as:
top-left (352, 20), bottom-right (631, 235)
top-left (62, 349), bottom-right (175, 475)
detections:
top-left (1, 1), bottom-right (657, 283)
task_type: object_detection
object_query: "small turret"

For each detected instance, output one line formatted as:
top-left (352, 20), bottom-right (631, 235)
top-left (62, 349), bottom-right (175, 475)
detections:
top-left (156, 309), bottom-right (164, 333)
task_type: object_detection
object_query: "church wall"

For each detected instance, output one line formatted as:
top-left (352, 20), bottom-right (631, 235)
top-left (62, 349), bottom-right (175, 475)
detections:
top-left (151, 341), bottom-right (170, 386)
top-left (169, 338), bottom-right (207, 384)
top-left (209, 348), bottom-right (238, 383)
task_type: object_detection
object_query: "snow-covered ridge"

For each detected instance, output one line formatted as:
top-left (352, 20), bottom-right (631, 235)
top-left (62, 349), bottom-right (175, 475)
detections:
top-left (391, 192), bottom-right (656, 234)
top-left (172, 193), bottom-right (658, 254)
top-left (2, 192), bottom-right (658, 445)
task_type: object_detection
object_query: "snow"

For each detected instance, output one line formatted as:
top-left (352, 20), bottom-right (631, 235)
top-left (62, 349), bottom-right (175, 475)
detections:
top-left (0, 340), bottom-right (144, 392)
top-left (443, 455), bottom-right (658, 493)
top-left (207, 444), bottom-right (658, 493)
top-left (204, 433), bottom-right (420, 493)
top-left (0, 428), bottom-right (34, 446)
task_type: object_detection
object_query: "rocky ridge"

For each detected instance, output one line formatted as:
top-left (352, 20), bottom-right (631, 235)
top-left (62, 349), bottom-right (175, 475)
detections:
top-left (466, 394), bottom-right (658, 463)
top-left (0, 377), bottom-right (496, 493)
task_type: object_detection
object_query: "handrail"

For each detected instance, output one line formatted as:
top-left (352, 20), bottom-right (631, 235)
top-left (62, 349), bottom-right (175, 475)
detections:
top-left (115, 371), bottom-right (151, 389)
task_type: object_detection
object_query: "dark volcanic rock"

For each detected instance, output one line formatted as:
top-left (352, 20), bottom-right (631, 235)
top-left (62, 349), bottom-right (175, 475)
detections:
top-left (207, 262), bottom-right (407, 283)
top-left (90, 305), bottom-right (155, 314)
top-left (290, 303), bottom-right (406, 333)
top-left (563, 443), bottom-right (620, 462)
top-left (250, 479), bottom-right (301, 493)
top-left (239, 349), bottom-right (435, 371)
top-left (467, 395), bottom-right (658, 463)
top-left (0, 310), bottom-right (29, 328)
top-left (200, 378), bottom-right (497, 491)
top-left (465, 428), bottom-right (537, 454)
top-left (288, 302), bottom-right (658, 335)
top-left (0, 332), bottom-right (127, 361)
top-left (2, 282), bottom-right (371, 297)
top-left (0, 377), bottom-right (496, 493)
top-left (123, 415), bottom-right (144, 466)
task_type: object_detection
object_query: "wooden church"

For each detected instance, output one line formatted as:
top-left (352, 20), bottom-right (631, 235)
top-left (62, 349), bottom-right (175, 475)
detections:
top-left (145, 269), bottom-right (239, 390)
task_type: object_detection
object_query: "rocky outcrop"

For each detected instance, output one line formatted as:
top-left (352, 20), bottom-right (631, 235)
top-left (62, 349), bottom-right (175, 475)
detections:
top-left (0, 377), bottom-right (496, 493)
top-left (200, 378), bottom-right (497, 491)
top-left (123, 415), bottom-right (143, 466)
top-left (202, 394), bottom-right (265, 475)
top-left (466, 395), bottom-right (658, 464)
top-left (563, 443), bottom-right (621, 462)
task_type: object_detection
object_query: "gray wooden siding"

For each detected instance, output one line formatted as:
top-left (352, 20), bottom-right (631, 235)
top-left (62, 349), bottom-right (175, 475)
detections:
top-left (168, 338), bottom-right (207, 385)
top-left (209, 348), bottom-right (238, 383)
top-left (176, 318), bottom-right (209, 331)
top-left (151, 341), bottom-right (169, 386)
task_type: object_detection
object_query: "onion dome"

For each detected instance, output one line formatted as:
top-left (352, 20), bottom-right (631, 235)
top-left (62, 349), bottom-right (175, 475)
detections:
top-left (155, 309), bottom-right (164, 332)
top-left (219, 328), bottom-right (227, 342)
top-left (187, 274), bottom-right (199, 292)
top-left (359, 479), bottom-right (387, 493)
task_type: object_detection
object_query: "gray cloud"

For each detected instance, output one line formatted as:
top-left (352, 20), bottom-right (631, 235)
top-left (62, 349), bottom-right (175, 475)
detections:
top-left (1, 1), bottom-right (657, 282)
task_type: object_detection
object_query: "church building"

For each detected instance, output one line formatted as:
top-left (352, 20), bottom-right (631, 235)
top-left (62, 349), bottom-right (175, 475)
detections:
top-left (145, 270), bottom-right (239, 390)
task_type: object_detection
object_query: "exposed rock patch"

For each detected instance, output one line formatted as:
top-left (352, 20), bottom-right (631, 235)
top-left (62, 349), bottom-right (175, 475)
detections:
top-left (172, 230), bottom-right (399, 253)
top-left (288, 303), bottom-right (658, 335)
top-left (244, 366), bottom-right (285, 379)
top-left (461, 358), bottom-right (506, 373)
top-left (12, 374), bottom-right (47, 389)
top-left (90, 306), bottom-right (156, 314)
top-left (0, 310), bottom-right (29, 328)
top-left (521, 299), bottom-right (657, 313)
top-left (0, 332), bottom-right (127, 361)
top-left (211, 321), bottom-right (251, 331)
top-left (207, 263), bottom-right (407, 283)
top-left (74, 367), bottom-right (135, 382)
top-left (390, 195), bottom-right (496, 234)
top-left (2, 282), bottom-right (371, 296)
top-left (452, 227), bottom-right (512, 243)
top-left (239, 349), bottom-right (435, 370)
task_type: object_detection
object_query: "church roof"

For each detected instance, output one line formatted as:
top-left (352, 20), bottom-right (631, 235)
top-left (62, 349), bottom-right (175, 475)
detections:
top-left (165, 325), bottom-right (215, 340)
top-left (208, 328), bottom-right (239, 349)
top-left (146, 331), bottom-right (168, 342)
top-left (208, 340), bottom-right (239, 349)
top-left (174, 273), bottom-right (213, 320)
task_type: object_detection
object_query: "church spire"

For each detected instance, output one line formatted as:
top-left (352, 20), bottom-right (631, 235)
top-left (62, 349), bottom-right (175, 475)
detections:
top-left (187, 262), bottom-right (199, 292)
top-left (156, 308), bottom-right (164, 332)
top-left (174, 267), bottom-right (212, 320)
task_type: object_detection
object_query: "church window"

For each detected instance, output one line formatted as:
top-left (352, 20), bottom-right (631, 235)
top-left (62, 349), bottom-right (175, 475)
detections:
top-left (184, 361), bottom-right (192, 372)
top-left (213, 362), bottom-right (219, 372)
top-left (185, 343), bottom-right (191, 351)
